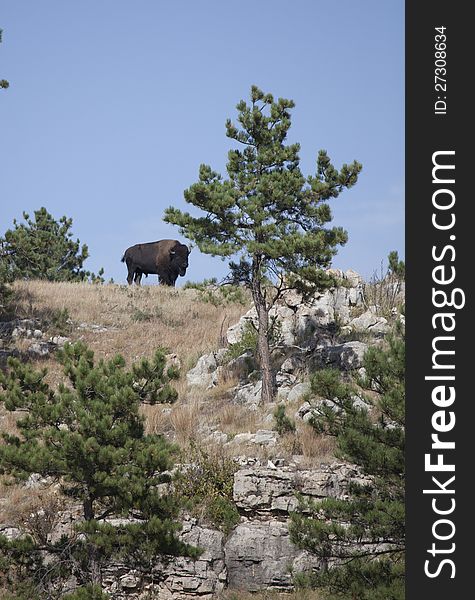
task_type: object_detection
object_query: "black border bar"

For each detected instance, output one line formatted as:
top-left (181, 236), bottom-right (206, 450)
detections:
top-left (406, 2), bottom-right (471, 597)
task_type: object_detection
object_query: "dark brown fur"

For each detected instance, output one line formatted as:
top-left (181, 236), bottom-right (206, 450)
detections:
top-left (121, 239), bottom-right (190, 286)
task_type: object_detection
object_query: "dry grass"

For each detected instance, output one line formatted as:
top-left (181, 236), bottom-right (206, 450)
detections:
top-left (10, 280), bottom-right (250, 370)
top-left (0, 482), bottom-right (65, 542)
top-left (169, 400), bottom-right (202, 447)
top-left (297, 422), bottom-right (336, 465)
top-left (3, 280), bottom-right (338, 469)
top-left (213, 401), bottom-right (262, 436)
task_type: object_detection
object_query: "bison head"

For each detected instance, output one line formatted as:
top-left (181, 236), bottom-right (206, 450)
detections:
top-left (169, 244), bottom-right (190, 277)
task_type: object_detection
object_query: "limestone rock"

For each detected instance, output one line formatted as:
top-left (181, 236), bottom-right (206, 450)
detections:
top-left (156, 520), bottom-right (226, 599)
top-left (27, 341), bottom-right (52, 358)
top-left (233, 463), bottom-right (369, 515)
top-left (186, 349), bottom-right (226, 389)
top-left (287, 382), bottom-right (311, 403)
top-left (226, 520), bottom-right (321, 590)
top-left (347, 309), bottom-right (389, 334)
top-left (226, 309), bottom-right (258, 345)
top-left (232, 381), bottom-right (262, 406)
top-left (313, 341), bottom-right (368, 371)
top-left (50, 335), bottom-right (70, 346)
top-left (295, 401), bottom-right (313, 422)
top-left (229, 429), bottom-right (278, 448)
top-left (225, 352), bottom-right (256, 381)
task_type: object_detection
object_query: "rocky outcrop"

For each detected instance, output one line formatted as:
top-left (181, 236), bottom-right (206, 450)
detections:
top-left (101, 522), bottom-right (226, 599)
top-left (233, 463), bottom-right (368, 515)
top-left (226, 520), bottom-right (321, 590)
top-left (344, 308), bottom-right (389, 335)
top-left (0, 318), bottom-right (71, 363)
top-left (186, 349), bottom-right (227, 389)
top-left (185, 270), bottom-right (381, 396)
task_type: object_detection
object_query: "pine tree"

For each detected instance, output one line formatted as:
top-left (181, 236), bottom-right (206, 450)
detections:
top-left (0, 343), bottom-right (194, 597)
top-left (0, 259), bottom-right (13, 315)
top-left (164, 86), bottom-right (361, 402)
top-left (0, 207), bottom-right (104, 282)
top-left (290, 325), bottom-right (405, 599)
top-left (0, 28), bottom-right (11, 311)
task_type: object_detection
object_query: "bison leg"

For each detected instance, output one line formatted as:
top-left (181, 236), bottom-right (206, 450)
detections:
top-left (125, 259), bottom-right (135, 285)
top-left (134, 270), bottom-right (143, 285)
top-left (158, 274), bottom-right (175, 286)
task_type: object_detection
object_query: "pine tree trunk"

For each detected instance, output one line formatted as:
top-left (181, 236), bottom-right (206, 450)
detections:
top-left (83, 496), bottom-right (102, 586)
top-left (257, 301), bottom-right (276, 403)
top-left (251, 264), bottom-right (276, 403)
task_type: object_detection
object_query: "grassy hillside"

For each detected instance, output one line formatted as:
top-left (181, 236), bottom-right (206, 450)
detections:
top-left (10, 280), bottom-right (248, 369)
top-left (2, 280), bottom-right (334, 464)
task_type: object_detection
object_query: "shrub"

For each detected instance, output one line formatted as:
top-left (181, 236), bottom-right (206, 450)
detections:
top-left (174, 445), bottom-right (240, 534)
top-left (184, 279), bottom-right (248, 306)
top-left (290, 325), bottom-right (405, 598)
top-left (225, 320), bottom-right (258, 361)
top-left (273, 405), bottom-right (296, 435)
top-left (0, 342), bottom-right (190, 596)
top-left (363, 250), bottom-right (405, 318)
top-left (0, 207), bottom-right (104, 283)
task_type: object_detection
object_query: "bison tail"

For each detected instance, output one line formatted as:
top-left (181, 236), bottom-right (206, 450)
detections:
top-left (121, 254), bottom-right (126, 263)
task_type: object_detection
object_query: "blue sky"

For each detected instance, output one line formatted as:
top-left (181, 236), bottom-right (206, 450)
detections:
top-left (1, 0), bottom-right (404, 284)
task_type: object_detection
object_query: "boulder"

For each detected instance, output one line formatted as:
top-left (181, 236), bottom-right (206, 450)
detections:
top-left (313, 341), bottom-right (368, 371)
top-left (295, 401), bottom-right (313, 422)
top-left (50, 335), bottom-right (70, 346)
top-left (27, 341), bottom-right (52, 358)
top-left (225, 520), bottom-right (321, 590)
top-left (226, 309), bottom-right (258, 345)
top-left (186, 350), bottom-right (226, 389)
top-left (232, 381), bottom-right (262, 406)
top-left (229, 429), bottom-right (278, 448)
top-left (225, 352), bottom-right (256, 381)
top-left (347, 309), bottom-right (389, 334)
top-left (287, 382), bottom-right (311, 403)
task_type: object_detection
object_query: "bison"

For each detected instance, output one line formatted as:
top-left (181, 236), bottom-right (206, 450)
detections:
top-left (121, 239), bottom-right (191, 286)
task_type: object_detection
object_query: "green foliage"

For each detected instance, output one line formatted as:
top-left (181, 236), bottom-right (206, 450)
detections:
top-left (165, 86), bottom-right (361, 402)
top-left (0, 207), bottom-right (104, 282)
top-left (225, 318), bottom-right (282, 363)
top-left (174, 445), bottom-right (240, 534)
top-left (0, 258), bottom-right (14, 315)
top-left (63, 587), bottom-right (110, 600)
top-left (294, 560), bottom-right (405, 600)
top-left (0, 342), bottom-right (190, 595)
top-left (225, 320), bottom-right (258, 361)
top-left (184, 278), bottom-right (248, 306)
top-left (165, 86), bottom-right (361, 288)
top-left (0, 535), bottom-right (43, 599)
top-left (46, 307), bottom-right (73, 335)
top-left (290, 326), bottom-right (405, 598)
top-left (273, 404), bottom-right (296, 435)
top-left (388, 250), bottom-right (405, 280)
top-left (363, 251), bottom-right (405, 318)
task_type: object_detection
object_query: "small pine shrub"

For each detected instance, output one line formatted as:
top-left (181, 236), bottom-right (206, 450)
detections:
top-left (273, 405), bottom-right (296, 435)
top-left (184, 279), bottom-right (247, 306)
top-left (225, 321), bottom-right (258, 361)
top-left (48, 307), bottom-right (73, 334)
